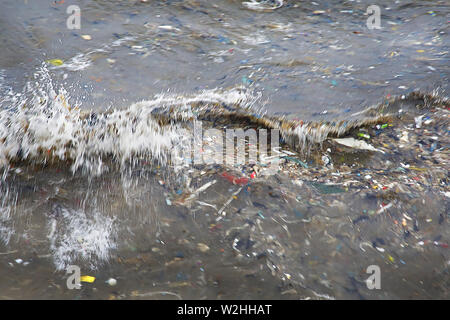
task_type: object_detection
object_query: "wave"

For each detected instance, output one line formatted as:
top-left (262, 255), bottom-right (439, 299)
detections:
top-left (0, 66), bottom-right (448, 175)
top-left (0, 66), bottom-right (448, 273)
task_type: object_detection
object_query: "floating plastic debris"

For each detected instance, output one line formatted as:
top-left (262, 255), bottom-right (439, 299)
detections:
top-left (333, 138), bottom-right (384, 153)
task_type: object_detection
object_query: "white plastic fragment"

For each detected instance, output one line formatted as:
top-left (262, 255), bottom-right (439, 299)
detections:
top-left (333, 137), bottom-right (385, 153)
top-left (197, 243), bottom-right (210, 253)
top-left (377, 202), bottom-right (393, 214)
top-left (415, 115), bottom-right (423, 129)
top-left (106, 278), bottom-right (117, 286)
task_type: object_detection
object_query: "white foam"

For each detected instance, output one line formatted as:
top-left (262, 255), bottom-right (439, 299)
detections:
top-left (0, 66), bottom-right (258, 175)
top-left (48, 206), bottom-right (116, 271)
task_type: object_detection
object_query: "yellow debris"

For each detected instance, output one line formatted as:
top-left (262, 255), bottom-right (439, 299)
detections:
top-left (46, 59), bottom-right (63, 66)
top-left (80, 275), bottom-right (96, 283)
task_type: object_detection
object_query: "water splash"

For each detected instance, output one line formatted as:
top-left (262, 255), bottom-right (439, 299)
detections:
top-left (0, 66), bottom-right (262, 173)
top-left (48, 205), bottom-right (117, 270)
top-left (0, 66), bottom-right (448, 176)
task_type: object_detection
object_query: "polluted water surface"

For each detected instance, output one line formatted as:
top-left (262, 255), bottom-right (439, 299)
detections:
top-left (0, 0), bottom-right (449, 299)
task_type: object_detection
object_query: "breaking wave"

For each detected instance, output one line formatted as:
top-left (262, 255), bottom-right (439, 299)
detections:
top-left (0, 66), bottom-right (448, 273)
top-left (0, 66), bottom-right (448, 176)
